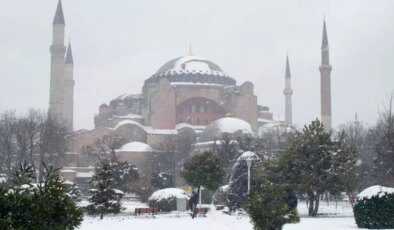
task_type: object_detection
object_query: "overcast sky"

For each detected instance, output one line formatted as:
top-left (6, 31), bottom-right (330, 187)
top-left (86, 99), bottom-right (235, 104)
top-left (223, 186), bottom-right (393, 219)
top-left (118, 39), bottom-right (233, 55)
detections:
top-left (0, 0), bottom-right (393, 130)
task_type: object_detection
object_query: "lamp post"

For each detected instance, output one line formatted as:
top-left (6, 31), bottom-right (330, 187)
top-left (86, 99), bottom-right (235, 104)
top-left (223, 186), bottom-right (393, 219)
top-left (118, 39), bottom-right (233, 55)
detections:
top-left (245, 158), bottom-right (253, 194)
top-left (198, 186), bottom-right (204, 207)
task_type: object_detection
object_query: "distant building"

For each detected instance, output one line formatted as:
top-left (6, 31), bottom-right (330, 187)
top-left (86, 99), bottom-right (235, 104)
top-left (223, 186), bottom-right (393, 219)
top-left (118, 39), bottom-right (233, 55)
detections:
top-left (47, 1), bottom-right (334, 184)
top-left (93, 54), bottom-right (275, 147)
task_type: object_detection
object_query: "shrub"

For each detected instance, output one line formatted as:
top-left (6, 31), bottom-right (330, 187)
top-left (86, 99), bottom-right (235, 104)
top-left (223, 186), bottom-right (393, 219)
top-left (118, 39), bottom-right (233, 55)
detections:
top-left (148, 188), bottom-right (189, 212)
top-left (354, 185), bottom-right (394, 229)
top-left (148, 196), bottom-right (177, 212)
top-left (244, 184), bottom-right (299, 230)
top-left (0, 163), bottom-right (83, 229)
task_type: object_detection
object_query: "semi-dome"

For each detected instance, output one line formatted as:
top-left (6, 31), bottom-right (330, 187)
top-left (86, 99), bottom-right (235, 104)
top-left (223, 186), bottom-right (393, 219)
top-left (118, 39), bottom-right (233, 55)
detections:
top-left (144, 55), bottom-right (236, 87)
top-left (115, 141), bottom-right (152, 153)
top-left (199, 117), bottom-right (253, 141)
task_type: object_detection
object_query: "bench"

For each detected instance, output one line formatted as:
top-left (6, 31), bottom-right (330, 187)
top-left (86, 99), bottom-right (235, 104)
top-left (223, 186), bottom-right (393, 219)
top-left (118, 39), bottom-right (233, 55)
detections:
top-left (195, 207), bottom-right (210, 216)
top-left (134, 207), bottom-right (157, 216)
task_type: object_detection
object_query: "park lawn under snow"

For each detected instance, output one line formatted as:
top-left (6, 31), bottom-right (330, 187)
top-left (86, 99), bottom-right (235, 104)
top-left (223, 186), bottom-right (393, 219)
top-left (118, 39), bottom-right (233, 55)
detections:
top-left (80, 201), bottom-right (361, 230)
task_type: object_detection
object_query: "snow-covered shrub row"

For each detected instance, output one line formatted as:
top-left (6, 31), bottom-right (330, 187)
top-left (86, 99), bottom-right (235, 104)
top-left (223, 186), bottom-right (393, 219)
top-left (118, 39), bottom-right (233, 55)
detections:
top-left (148, 188), bottom-right (189, 212)
top-left (354, 185), bottom-right (394, 229)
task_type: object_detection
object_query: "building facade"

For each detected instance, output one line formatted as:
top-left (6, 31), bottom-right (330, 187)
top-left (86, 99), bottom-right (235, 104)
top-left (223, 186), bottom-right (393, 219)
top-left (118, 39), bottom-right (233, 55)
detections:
top-left (93, 55), bottom-right (274, 147)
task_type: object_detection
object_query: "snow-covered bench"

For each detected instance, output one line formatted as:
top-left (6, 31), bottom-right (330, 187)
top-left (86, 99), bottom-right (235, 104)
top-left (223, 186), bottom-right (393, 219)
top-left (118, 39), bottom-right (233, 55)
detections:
top-left (134, 208), bottom-right (157, 216)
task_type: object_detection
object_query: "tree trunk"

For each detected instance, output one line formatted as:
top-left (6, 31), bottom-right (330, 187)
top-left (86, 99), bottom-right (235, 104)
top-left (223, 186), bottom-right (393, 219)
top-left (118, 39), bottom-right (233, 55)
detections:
top-left (347, 191), bottom-right (355, 208)
top-left (312, 195), bottom-right (320, 217)
top-left (100, 213), bottom-right (103, 219)
top-left (308, 195), bottom-right (314, 216)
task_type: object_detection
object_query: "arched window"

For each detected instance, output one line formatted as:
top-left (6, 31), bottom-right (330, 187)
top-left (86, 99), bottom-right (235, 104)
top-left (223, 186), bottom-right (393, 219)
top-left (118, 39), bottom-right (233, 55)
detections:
top-left (196, 102), bottom-right (201, 113)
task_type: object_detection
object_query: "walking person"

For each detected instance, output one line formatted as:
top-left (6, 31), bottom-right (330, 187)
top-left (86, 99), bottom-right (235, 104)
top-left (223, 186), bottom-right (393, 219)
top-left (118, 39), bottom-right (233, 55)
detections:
top-left (189, 189), bottom-right (198, 219)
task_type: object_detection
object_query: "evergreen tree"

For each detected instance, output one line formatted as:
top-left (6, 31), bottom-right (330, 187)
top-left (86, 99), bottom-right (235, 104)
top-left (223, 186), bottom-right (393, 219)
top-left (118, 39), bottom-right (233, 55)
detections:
top-left (112, 161), bottom-right (140, 192)
top-left (244, 184), bottom-right (299, 230)
top-left (151, 170), bottom-right (174, 189)
top-left (331, 133), bottom-right (362, 206)
top-left (226, 152), bottom-right (262, 211)
top-left (87, 159), bottom-right (123, 219)
top-left (182, 151), bottom-right (225, 194)
top-left (273, 119), bottom-right (360, 216)
top-left (66, 181), bottom-right (82, 202)
top-left (215, 134), bottom-right (239, 176)
top-left (0, 163), bottom-right (83, 229)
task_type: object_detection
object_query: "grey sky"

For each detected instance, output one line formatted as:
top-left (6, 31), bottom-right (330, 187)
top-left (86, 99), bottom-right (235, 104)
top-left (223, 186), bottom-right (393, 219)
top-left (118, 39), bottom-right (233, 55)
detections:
top-left (0, 0), bottom-right (393, 130)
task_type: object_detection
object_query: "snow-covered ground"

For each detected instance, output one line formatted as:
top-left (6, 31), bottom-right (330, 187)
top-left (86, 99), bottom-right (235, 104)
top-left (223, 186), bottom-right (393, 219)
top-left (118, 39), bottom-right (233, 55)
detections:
top-left (80, 200), bottom-right (362, 230)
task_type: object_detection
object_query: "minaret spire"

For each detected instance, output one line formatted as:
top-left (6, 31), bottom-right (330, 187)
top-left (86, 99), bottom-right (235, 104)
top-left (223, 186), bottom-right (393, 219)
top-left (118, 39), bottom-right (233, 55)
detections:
top-left (64, 40), bottom-right (75, 130)
top-left (53, 0), bottom-right (65, 25)
top-left (322, 20), bottom-right (329, 50)
top-left (283, 55), bottom-right (293, 125)
top-left (285, 55), bottom-right (291, 79)
top-left (319, 19), bottom-right (333, 133)
top-left (65, 41), bottom-right (73, 65)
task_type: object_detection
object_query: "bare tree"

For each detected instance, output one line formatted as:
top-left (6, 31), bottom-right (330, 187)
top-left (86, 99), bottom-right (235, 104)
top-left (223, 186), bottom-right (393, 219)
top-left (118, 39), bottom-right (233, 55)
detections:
top-left (372, 91), bottom-right (394, 186)
top-left (0, 111), bottom-right (17, 174)
top-left (0, 110), bottom-right (69, 181)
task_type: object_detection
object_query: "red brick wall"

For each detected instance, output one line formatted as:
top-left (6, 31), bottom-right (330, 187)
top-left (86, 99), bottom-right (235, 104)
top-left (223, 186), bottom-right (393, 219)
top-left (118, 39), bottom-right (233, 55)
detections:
top-left (175, 97), bottom-right (225, 125)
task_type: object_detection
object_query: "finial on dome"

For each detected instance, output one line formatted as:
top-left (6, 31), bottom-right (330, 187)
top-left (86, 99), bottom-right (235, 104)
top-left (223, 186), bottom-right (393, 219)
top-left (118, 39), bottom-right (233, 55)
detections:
top-left (353, 112), bottom-right (360, 125)
top-left (188, 42), bottom-right (193, 56)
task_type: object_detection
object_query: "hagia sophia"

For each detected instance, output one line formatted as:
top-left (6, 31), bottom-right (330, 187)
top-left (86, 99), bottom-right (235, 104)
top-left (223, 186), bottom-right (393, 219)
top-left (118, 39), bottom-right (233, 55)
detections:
top-left (48, 1), bottom-right (332, 186)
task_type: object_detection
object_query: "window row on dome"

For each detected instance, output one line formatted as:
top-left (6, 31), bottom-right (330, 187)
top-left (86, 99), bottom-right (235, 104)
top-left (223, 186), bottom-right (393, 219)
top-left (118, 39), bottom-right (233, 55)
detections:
top-left (144, 73), bottom-right (236, 86)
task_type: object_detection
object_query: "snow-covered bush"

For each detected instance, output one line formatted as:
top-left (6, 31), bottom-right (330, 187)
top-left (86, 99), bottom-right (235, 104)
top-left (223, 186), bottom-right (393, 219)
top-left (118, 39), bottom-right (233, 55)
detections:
top-left (226, 151), bottom-right (262, 211)
top-left (354, 185), bottom-right (394, 229)
top-left (148, 188), bottom-right (189, 212)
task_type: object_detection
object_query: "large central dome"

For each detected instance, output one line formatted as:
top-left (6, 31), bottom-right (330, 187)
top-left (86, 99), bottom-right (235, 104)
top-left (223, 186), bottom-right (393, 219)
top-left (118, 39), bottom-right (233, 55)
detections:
top-left (144, 55), bottom-right (236, 87)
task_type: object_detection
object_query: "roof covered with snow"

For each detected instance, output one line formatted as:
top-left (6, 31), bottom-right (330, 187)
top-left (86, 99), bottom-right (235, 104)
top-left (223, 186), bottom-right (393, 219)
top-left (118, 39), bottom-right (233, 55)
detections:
top-left (357, 185), bottom-right (394, 200)
top-left (148, 188), bottom-right (189, 201)
top-left (144, 55), bottom-right (236, 87)
top-left (199, 117), bottom-right (254, 142)
top-left (116, 141), bottom-right (153, 153)
top-left (211, 117), bottom-right (253, 134)
top-left (114, 119), bottom-right (177, 135)
top-left (156, 56), bottom-right (225, 75)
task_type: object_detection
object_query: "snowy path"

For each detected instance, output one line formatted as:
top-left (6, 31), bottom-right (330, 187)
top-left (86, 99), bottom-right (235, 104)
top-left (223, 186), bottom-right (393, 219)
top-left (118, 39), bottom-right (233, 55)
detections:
top-left (80, 210), bottom-right (358, 230)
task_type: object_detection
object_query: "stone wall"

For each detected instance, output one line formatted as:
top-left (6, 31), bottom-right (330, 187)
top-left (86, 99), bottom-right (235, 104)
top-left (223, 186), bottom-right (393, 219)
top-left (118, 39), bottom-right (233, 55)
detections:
top-left (149, 78), bottom-right (176, 129)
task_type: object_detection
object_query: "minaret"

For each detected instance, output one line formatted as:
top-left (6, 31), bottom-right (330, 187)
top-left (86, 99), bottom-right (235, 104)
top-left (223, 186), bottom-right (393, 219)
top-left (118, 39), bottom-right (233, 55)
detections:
top-left (283, 55), bottom-right (293, 125)
top-left (49, 0), bottom-right (66, 123)
top-left (63, 42), bottom-right (74, 129)
top-left (319, 20), bottom-right (332, 133)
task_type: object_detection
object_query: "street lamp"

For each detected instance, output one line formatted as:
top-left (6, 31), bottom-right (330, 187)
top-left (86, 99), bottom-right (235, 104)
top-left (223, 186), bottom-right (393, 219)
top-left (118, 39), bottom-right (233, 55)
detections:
top-left (198, 186), bottom-right (204, 207)
top-left (245, 158), bottom-right (253, 194)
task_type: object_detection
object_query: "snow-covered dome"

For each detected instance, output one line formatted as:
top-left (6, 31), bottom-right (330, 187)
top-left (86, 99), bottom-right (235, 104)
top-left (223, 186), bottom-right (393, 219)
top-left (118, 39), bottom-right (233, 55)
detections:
top-left (116, 141), bottom-right (153, 152)
top-left (212, 117), bottom-right (253, 134)
top-left (148, 188), bottom-right (189, 201)
top-left (200, 117), bottom-right (254, 141)
top-left (144, 55), bottom-right (236, 87)
top-left (156, 56), bottom-right (225, 74)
